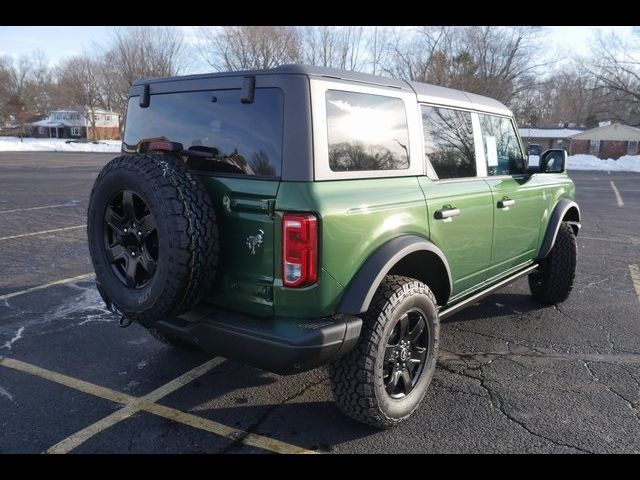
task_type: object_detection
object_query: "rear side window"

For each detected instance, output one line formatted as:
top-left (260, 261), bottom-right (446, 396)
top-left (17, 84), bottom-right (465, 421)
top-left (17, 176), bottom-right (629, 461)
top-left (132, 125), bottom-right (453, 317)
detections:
top-left (477, 113), bottom-right (526, 176)
top-left (326, 90), bottom-right (409, 172)
top-left (421, 106), bottom-right (476, 179)
top-left (123, 88), bottom-right (283, 178)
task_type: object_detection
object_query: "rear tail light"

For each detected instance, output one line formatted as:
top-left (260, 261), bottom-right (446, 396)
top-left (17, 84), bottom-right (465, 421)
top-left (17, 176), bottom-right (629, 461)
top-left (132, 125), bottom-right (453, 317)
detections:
top-left (282, 213), bottom-right (318, 287)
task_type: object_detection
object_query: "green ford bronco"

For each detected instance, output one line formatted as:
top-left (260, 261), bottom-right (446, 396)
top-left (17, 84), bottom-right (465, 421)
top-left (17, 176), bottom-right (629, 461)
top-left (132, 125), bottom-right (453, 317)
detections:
top-left (87, 65), bottom-right (580, 428)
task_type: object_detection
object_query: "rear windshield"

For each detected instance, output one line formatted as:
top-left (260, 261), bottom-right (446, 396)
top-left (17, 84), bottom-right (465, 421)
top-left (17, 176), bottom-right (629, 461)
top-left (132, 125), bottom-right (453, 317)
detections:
top-left (123, 88), bottom-right (284, 178)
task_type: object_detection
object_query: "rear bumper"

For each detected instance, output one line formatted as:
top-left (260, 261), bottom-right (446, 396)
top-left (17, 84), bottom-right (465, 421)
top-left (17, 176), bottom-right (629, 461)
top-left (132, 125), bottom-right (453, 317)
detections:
top-left (153, 306), bottom-right (362, 375)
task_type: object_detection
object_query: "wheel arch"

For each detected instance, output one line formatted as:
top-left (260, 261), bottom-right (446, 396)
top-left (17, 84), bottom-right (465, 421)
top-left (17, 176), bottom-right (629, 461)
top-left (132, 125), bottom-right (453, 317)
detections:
top-left (336, 235), bottom-right (452, 314)
top-left (538, 199), bottom-right (581, 259)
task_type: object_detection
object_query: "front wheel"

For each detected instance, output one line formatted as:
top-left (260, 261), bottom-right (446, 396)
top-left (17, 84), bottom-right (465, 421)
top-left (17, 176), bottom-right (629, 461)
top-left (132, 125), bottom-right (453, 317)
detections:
top-left (529, 222), bottom-right (577, 304)
top-left (328, 275), bottom-right (440, 428)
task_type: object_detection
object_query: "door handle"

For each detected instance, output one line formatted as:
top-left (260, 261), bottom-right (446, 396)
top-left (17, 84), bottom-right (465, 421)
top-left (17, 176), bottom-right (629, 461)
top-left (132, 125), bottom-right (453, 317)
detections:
top-left (434, 208), bottom-right (460, 220)
top-left (497, 198), bottom-right (515, 209)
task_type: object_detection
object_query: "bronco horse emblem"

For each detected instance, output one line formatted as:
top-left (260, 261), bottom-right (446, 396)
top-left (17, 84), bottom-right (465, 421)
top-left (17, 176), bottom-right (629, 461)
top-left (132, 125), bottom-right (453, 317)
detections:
top-left (246, 229), bottom-right (264, 255)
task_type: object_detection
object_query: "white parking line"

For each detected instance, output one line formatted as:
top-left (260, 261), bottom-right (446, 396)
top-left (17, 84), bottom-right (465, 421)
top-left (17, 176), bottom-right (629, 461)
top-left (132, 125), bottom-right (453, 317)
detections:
top-left (629, 265), bottom-right (640, 304)
top-left (45, 357), bottom-right (226, 454)
top-left (0, 224), bottom-right (86, 242)
top-left (0, 273), bottom-right (95, 301)
top-left (610, 181), bottom-right (624, 207)
top-left (0, 357), bottom-right (316, 454)
top-left (0, 203), bottom-right (78, 214)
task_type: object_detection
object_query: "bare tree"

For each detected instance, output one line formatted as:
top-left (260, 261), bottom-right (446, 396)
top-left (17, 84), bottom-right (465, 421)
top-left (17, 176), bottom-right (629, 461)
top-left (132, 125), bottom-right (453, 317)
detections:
top-left (300, 26), bottom-right (340, 67)
top-left (101, 26), bottom-right (186, 125)
top-left (382, 26), bottom-right (454, 82)
top-left (367, 26), bottom-right (396, 75)
top-left (27, 50), bottom-right (54, 115)
top-left (382, 26), bottom-right (551, 108)
top-left (2, 55), bottom-right (34, 134)
top-left (514, 65), bottom-right (606, 128)
top-left (199, 26), bottom-right (301, 71)
top-left (299, 26), bottom-right (368, 71)
top-left (57, 55), bottom-right (103, 140)
top-left (589, 30), bottom-right (640, 126)
top-left (0, 52), bottom-right (56, 138)
top-left (0, 57), bottom-right (13, 126)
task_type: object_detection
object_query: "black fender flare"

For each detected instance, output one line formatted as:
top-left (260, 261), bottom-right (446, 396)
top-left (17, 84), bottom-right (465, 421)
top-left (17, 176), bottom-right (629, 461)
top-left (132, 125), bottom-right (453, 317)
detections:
top-left (336, 235), bottom-right (453, 315)
top-left (537, 199), bottom-right (581, 259)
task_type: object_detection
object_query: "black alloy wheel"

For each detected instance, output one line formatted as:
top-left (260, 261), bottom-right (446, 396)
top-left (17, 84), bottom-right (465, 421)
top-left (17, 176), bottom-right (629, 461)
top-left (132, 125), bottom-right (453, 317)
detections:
top-left (329, 276), bottom-right (440, 428)
top-left (88, 154), bottom-right (219, 325)
top-left (383, 310), bottom-right (428, 399)
top-left (103, 190), bottom-right (158, 289)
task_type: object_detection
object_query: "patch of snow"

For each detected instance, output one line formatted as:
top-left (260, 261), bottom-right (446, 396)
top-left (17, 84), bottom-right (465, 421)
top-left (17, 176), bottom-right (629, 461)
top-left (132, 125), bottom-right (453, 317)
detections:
top-left (568, 154), bottom-right (640, 173)
top-left (47, 282), bottom-right (113, 329)
top-left (0, 281), bottom-right (114, 340)
top-left (126, 380), bottom-right (140, 390)
top-left (1, 326), bottom-right (24, 350)
top-left (0, 136), bottom-right (121, 153)
top-left (0, 385), bottom-right (15, 403)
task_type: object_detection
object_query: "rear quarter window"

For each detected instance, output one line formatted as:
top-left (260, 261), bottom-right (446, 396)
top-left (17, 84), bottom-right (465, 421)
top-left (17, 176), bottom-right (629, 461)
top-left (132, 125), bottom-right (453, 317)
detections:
top-left (123, 88), bottom-right (284, 178)
top-left (326, 90), bottom-right (409, 172)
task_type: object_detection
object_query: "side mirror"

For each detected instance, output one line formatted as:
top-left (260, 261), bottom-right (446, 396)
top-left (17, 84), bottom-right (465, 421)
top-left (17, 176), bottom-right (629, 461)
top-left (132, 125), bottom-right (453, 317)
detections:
top-left (539, 149), bottom-right (567, 173)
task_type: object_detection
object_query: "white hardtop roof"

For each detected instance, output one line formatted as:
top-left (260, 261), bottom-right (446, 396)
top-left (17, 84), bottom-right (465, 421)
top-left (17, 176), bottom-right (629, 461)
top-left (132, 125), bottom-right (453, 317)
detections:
top-left (406, 81), bottom-right (512, 116)
top-left (135, 64), bottom-right (513, 117)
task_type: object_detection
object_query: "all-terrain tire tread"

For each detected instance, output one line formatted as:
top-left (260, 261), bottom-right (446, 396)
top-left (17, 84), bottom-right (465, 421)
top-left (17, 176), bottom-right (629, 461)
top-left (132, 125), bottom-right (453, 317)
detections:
top-left (328, 275), bottom-right (438, 429)
top-left (529, 222), bottom-right (576, 304)
top-left (87, 153), bottom-right (219, 324)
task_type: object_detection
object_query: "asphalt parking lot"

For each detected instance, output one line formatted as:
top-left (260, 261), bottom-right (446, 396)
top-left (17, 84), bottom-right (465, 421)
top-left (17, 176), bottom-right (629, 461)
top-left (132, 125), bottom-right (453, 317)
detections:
top-left (1, 151), bottom-right (639, 454)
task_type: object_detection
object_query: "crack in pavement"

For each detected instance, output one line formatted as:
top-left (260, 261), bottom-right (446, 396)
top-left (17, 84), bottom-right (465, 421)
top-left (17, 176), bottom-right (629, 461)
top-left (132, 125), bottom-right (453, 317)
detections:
top-left (450, 326), bottom-right (554, 358)
top-left (623, 367), bottom-right (640, 394)
top-left (430, 377), bottom-right (487, 399)
top-left (583, 361), bottom-right (640, 417)
top-left (476, 362), bottom-right (595, 454)
top-left (440, 348), bottom-right (640, 366)
top-left (218, 376), bottom-right (329, 454)
top-left (553, 304), bottom-right (577, 322)
top-left (437, 359), bottom-right (594, 453)
top-left (602, 327), bottom-right (616, 352)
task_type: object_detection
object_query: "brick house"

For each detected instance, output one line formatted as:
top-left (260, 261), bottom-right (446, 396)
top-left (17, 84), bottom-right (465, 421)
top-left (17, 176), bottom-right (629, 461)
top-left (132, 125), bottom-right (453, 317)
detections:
top-left (27, 109), bottom-right (120, 140)
top-left (568, 123), bottom-right (640, 159)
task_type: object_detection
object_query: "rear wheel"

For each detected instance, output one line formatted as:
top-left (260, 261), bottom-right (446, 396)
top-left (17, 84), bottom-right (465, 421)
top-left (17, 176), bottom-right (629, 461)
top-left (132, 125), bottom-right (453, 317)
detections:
top-left (529, 222), bottom-right (576, 304)
top-left (328, 275), bottom-right (439, 428)
top-left (87, 153), bottom-right (219, 326)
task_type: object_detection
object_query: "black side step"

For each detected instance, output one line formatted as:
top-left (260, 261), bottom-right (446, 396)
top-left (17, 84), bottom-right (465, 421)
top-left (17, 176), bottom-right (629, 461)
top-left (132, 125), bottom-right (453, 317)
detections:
top-left (439, 263), bottom-right (539, 320)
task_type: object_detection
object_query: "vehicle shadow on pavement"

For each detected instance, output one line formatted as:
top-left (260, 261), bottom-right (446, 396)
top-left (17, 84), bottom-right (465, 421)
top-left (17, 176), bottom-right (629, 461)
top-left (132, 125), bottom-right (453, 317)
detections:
top-left (441, 292), bottom-right (544, 323)
top-left (157, 358), bottom-right (379, 450)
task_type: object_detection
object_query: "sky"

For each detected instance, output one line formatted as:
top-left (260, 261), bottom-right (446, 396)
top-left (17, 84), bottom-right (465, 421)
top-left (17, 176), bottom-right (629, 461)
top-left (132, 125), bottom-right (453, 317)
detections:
top-left (0, 26), bottom-right (635, 72)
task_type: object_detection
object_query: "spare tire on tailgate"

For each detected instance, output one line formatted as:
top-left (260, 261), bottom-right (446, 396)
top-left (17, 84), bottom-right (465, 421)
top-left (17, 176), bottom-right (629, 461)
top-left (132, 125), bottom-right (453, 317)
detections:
top-left (87, 153), bottom-right (219, 325)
